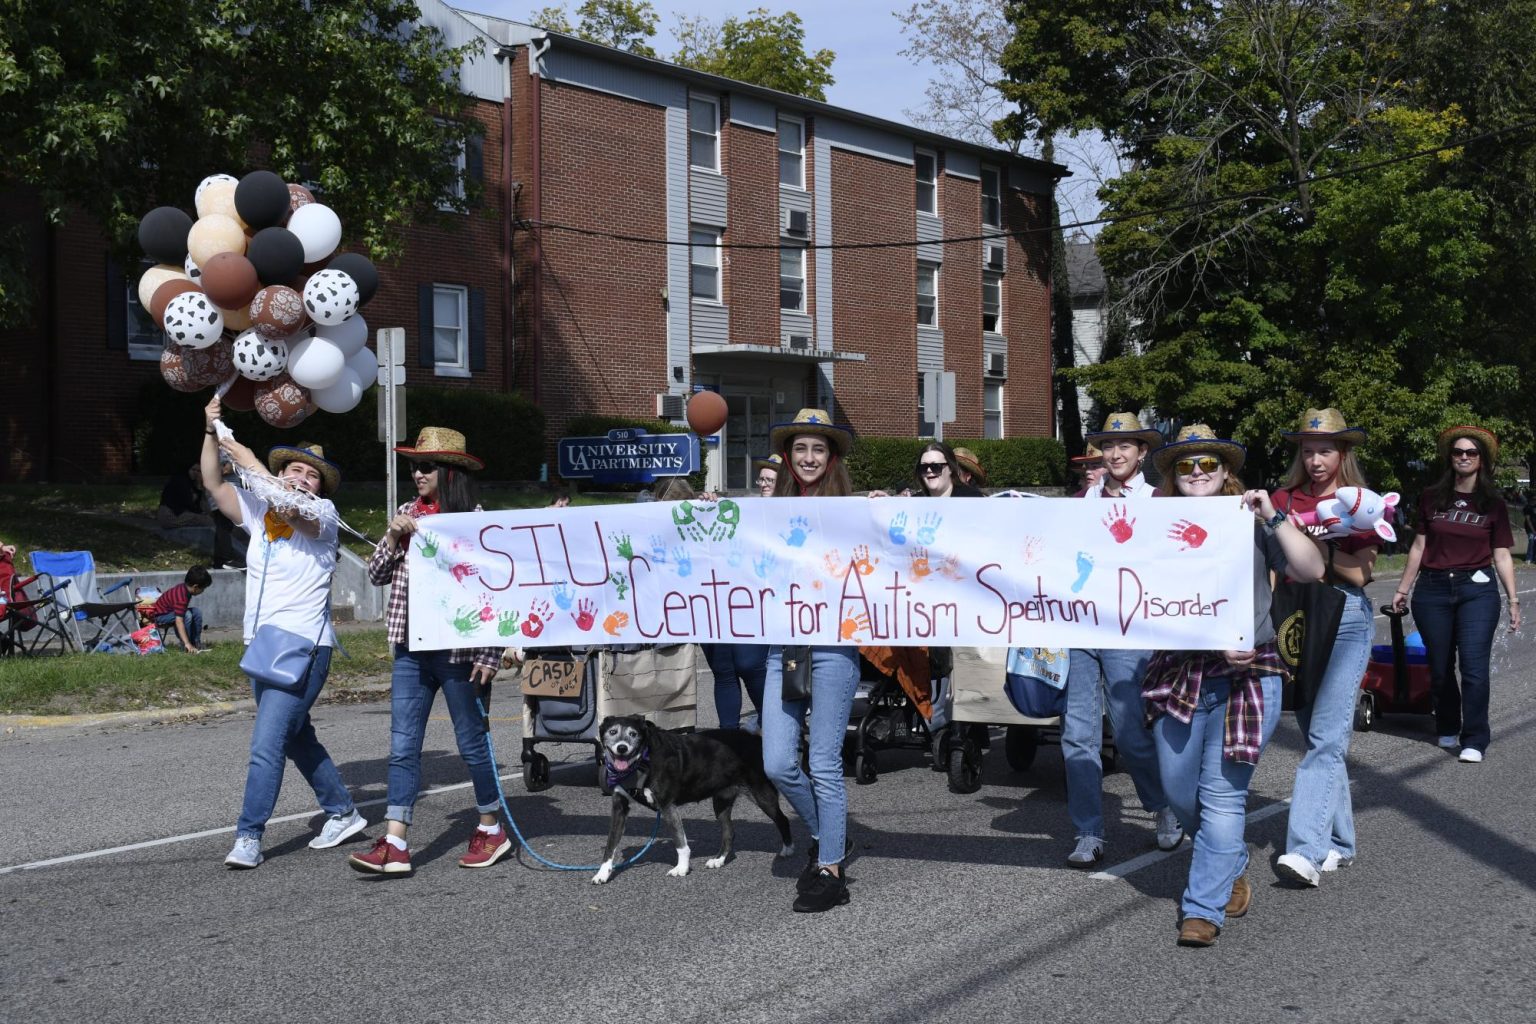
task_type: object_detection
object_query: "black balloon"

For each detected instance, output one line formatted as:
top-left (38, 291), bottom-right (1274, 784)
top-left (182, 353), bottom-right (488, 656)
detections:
top-left (234, 170), bottom-right (291, 230)
top-left (327, 252), bottom-right (379, 305)
top-left (138, 206), bottom-right (193, 264)
top-left (246, 227), bottom-right (305, 286)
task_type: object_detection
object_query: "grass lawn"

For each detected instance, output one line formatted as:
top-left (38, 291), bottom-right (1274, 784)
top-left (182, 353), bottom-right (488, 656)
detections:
top-left (0, 628), bottom-right (395, 716)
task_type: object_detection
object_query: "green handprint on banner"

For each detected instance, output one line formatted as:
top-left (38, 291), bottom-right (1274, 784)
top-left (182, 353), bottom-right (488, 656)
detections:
top-left (611, 532), bottom-right (634, 560)
top-left (709, 499), bottom-right (741, 541)
top-left (610, 570), bottom-right (629, 600)
top-left (497, 610), bottom-right (521, 637)
top-left (451, 606), bottom-right (480, 636)
top-left (673, 502), bottom-right (708, 542)
top-left (416, 532), bottom-right (439, 559)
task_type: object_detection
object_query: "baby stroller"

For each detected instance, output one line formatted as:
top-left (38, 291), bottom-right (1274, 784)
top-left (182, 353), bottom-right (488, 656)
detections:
top-left (519, 643), bottom-right (699, 791)
top-left (1355, 605), bottom-right (1433, 731)
top-left (847, 646), bottom-right (940, 785)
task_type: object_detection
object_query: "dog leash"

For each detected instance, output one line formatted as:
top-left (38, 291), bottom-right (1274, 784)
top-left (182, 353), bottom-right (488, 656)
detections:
top-left (476, 696), bottom-right (661, 873)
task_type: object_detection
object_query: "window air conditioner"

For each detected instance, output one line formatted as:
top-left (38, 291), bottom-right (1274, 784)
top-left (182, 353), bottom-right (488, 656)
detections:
top-left (782, 209), bottom-right (809, 237)
top-left (986, 352), bottom-right (1007, 377)
top-left (655, 393), bottom-right (686, 419)
top-left (784, 334), bottom-right (812, 351)
top-left (985, 244), bottom-right (1005, 270)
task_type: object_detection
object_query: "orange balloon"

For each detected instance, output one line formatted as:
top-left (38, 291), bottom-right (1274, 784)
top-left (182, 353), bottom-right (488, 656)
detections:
top-left (686, 390), bottom-right (728, 436)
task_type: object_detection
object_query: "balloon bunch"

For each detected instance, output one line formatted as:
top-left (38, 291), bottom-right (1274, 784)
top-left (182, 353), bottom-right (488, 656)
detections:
top-left (136, 171), bottom-right (380, 427)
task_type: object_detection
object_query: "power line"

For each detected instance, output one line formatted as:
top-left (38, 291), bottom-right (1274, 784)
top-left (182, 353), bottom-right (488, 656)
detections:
top-left (516, 116), bottom-right (1536, 252)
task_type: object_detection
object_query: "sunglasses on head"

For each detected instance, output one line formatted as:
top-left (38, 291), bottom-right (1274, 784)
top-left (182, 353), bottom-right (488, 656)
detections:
top-left (1449, 446), bottom-right (1481, 459)
top-left (1174, 455), bottom-right (1224, 476)
top-left (918, 461), bottom-right (949, 476)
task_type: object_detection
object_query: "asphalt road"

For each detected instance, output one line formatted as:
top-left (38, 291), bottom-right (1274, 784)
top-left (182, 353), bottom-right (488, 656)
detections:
top-left (4, 577), bottom-right (1534, 1024)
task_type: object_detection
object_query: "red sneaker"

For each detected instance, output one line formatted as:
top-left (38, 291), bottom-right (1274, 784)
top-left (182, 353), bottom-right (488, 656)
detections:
top-left (459, 827), bottom-right (512, 869)
top-left (348, 836), bottom-right (412, 875)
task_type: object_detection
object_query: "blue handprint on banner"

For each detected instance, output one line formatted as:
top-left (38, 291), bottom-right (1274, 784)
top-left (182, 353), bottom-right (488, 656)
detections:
top-left (754, 549), bottom-right (777, 579)
top-left (916, 512), bottom-right (943, 545)
top-left (672, 547), bottom-right (693, 577)
top-left (551, 581), bottom-right (574, 611)
top-left (887, 511), bottom-right (908, 546)
top-left (781, 516), bottom-right (812, 547)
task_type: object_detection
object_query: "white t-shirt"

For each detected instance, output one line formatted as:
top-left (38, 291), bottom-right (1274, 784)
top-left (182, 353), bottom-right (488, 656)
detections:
top-left (237, 488), bottom-right (339, 647)
top-left (1087, 471), bottom-right (1157, 498)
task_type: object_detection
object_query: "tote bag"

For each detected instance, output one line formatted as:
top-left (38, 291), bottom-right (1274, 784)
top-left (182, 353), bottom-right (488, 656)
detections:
top-left (1003, 647), bottom-right (1069, 719)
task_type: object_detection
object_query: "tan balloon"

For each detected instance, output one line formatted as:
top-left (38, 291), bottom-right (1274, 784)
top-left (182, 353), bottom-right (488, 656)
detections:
top-left (137, 264), bottom-right (189, 311)
top-left (187, 214), bottom-right (248, 266)
top-left (196, 177), bottom-right (245, 226)
top-left (220, 303), bottom-right (254, 332)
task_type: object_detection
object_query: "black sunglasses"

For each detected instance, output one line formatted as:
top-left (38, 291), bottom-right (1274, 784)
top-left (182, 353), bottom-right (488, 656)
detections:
top-left (409, 460), bottom-right (444, 474)
top-left (918, 461), bottom-right (949, 476)
top-left (1449, 447), bottom-right (1481, 458)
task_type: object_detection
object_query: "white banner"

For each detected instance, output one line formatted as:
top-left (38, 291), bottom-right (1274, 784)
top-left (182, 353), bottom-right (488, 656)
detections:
top-left (405, 496), bottom-right (1255, 651)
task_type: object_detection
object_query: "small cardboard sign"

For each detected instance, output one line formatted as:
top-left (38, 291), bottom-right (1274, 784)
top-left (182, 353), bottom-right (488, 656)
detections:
top-left (520, 656), bottom-right (585, 697)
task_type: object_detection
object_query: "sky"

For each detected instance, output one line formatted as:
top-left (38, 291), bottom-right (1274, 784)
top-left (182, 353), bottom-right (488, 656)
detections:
top-left (455, 0), bottom-right (1112, 228)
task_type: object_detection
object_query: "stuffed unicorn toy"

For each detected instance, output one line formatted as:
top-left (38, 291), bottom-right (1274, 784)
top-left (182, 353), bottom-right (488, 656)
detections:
top-left (1292, 486), bottom-right (1400, 543)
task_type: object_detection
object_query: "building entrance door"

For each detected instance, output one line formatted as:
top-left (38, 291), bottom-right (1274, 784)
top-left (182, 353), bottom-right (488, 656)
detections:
top-left (724, 392), bottom-right (773, 492)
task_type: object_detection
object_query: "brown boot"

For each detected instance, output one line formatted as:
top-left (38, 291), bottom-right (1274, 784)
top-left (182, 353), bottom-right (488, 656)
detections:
top-left (1225, 875), bottom-right (1252, 918)
top-left (1177, 917), bottom-right (1220, 947)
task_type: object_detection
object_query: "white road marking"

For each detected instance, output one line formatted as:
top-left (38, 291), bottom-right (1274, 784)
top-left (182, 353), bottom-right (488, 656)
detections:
top-left (1089, 800), bottom-right (1291, 881)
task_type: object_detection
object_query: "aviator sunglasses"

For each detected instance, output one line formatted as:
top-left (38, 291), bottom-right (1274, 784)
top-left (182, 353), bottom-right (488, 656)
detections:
top-left (1174, 455), bottom-right (1224, 476)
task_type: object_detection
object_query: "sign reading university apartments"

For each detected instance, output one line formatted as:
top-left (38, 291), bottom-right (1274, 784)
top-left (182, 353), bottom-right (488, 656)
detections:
top-left (407, 496), bottom-right (1256, 652)
top-left (556, 429), bottom-right (700, 484)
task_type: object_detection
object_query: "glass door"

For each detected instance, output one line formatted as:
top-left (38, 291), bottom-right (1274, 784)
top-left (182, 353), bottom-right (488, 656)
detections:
top-left (724, 392), bottom-right (772, 492)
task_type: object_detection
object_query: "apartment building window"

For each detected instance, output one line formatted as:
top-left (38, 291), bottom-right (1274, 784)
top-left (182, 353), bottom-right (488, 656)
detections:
top-left (691, 227), bottom-right (721, 302)
top-left (916, 261), bottom-right (938, 327)
top-left (981, 165), bottom-right (1001, 228)
top-left (983, 382), bottom-right (1003, 439)
top-left (778, 115), bottom-right (805, 188)
top-left (689, 95), bottom-right (720, 171)
top-left (982, 272), bottom-right (1002, 333)
top-left (780, 246), bottom-right (805, 311)
top-left (433, 284), bottom-right (469, 376)
top-left (126, 259), bottom-right (163, 360)
top-left (437, 128), bottom-right (466, 212)
top-left (915, 149), bottom-right (937, 214)
top-left (917, 374), bottom-right (935, 437)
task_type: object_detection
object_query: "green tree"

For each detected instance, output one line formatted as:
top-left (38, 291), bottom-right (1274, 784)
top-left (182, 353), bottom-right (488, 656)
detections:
top-left (673, 8), bottom-right (835, 101)
top-left (531, 1), bottom-right (660, 57)
top-left (0, 0), bottom-right (482, 326)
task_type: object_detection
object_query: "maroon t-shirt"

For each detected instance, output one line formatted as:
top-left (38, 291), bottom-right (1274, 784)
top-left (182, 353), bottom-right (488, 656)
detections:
top-left (1415, 489), bottom-right (1514, 570)
top-left (1271, 487), bottom-right (1384, 555)
top-left (148, 583), bottom-right (191, 619)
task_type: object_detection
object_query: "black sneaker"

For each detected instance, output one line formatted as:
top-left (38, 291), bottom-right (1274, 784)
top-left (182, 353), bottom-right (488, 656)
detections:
top-left (792, 868), bottom-right (850, 913)
top-left (796, 840), bottom-right (820, 894)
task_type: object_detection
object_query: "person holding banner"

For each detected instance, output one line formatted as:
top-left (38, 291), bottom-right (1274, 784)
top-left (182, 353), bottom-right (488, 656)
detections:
top-left (763, 408), bottom-right (861, 912)
top-left (1142, 426), bottom-right (1325, 947)
top-left (348, 427), bottom-right (511, 877)
top-left (1063, 412), bottom-right (1182, 867)
top-left (913, 442), bottom-right (984, 498)
top-left (1270, 408), bottom-right (1380, 888)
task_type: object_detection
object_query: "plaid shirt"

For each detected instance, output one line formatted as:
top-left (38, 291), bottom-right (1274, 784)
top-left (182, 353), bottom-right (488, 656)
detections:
top-left (369, 499), bottom-right (503, 673)
top-left (1142, 643), bottom-right (1285, 764)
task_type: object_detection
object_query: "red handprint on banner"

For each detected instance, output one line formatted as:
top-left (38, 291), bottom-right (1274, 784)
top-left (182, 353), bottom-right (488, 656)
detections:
top-left (1167, 519), bottom-right (1208, 551)
top-left (1102, 504), bottom-right (1136, 544)
top-left (521, 599), bottom-right (551, 638)
top-left (572, 598), bottom-right (597, 631)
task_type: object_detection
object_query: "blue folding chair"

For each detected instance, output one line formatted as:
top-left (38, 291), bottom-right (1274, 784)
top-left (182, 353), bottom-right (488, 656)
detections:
top-left (28, 551), bottom-right (139, 653)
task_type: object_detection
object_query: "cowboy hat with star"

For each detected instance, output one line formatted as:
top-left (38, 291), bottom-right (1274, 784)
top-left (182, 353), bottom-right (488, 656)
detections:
top-left (1280, 407), bottom-right (1367, 446)
top-left (393, 426), bottom-right (485, 471)
top-left (267, 442), bottom-right (342, 496)
top-left (1152, 424), bottom-right (1247, 478)
top-left (752, 452), bottom-right (784, 475)
top-left (1084, 412), bottom-right (1163, 448)
top-left (769, 408), bottom-right (852, 457)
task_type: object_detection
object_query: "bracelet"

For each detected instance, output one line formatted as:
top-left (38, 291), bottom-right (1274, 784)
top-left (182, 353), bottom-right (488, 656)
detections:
top-left (1264, 510), bottom-right (1287, 530)
top-left (205, 428), bottom-right (217, 436)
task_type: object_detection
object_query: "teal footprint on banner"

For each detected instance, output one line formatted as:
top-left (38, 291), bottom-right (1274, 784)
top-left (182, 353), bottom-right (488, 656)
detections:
top-left (1071, 551), bottom-right (1094, 593)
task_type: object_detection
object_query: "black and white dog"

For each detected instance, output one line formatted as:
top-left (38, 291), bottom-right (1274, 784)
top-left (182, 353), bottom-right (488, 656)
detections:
top-left (592, 715), bottom-right (794, 884)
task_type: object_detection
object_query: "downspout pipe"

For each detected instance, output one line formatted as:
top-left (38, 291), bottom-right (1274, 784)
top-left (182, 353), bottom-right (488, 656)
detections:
top-left (498, 48), bottom-right (515, 395)
top-left (529, 32), bottom-right (552, 408)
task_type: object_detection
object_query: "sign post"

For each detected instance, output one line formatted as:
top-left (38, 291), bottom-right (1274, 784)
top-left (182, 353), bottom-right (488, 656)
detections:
top-left (376, 327), bottom-right (407, 515)
top-left (922, 370), bottom-right (957, 442)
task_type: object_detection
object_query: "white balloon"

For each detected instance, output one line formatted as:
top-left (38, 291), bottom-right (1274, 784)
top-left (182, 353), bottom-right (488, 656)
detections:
top-left (162, 292), bottom-right (224, 349)
top-left (286, 203), bottom-right (342, 263)
top-left (183, 253), bottom-right (202, 283)
top-left (232, 329), bottom-right (289, 382)
top-left (345, 344), bottom-right (380, 389)
top-left (315, 313), bottom-right (367, 356)
top-left (311, 369), bottom-right (365, 414)
top-left (286, 336), bottom-right (347, 390)
top-left (302, 268), bottom-right (360, 326)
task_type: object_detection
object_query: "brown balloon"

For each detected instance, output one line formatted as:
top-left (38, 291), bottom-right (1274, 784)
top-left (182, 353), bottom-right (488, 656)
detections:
top-left (201, 252), bottom-right (260, 309)
top-left (287, 183), bottom-right (315, 217)
top-left (222, 373), bottom-right (258, 412)
top-left (150, 279), bottom-right (203, 328)
top-left (160, 347), bottom-right (201, 393)
top-left (254, 373), bottom-right (312, 428)
top-left (186, 337), bottom-right (236, 389)
top-left (249, 285), bottom-right (307, 339)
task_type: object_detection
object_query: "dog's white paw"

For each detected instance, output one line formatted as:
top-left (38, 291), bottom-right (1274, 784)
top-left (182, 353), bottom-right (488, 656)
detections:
top-left (777, 844), bottom-right (795, 858)
top-left (705, 854), bottom-right (727, 869)
top-left (667, 863), bottom-right (691, 878)
top-left (592, 862), bottom-right (615, 885)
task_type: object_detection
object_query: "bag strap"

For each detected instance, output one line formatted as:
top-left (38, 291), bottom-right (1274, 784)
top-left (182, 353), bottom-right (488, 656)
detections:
top-left (248, 514), bottom-right (341, 656)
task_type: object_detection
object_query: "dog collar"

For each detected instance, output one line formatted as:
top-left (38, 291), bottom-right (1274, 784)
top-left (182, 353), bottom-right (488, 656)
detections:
top-left (604, 746), bottom-right (650, 790)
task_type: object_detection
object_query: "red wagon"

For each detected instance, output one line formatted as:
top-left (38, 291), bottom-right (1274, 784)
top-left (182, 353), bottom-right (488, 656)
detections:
top-left (1355, 606), bottom-right (1434, 730)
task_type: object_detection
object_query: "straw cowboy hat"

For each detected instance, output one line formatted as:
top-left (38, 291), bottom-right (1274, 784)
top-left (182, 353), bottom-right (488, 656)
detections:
top-left (752, 453), bottom-right (784, 475)
top-left (267, 442), bottom-right (342, 496)
top-left (1152, 424), bottom-right (1247, 478)
top-left (1070, 443), bottom-right (1105, 465)
top-left (393, 426), bottom-right (485, 471)
top-left (951, 446), bottom-right (988, 485)
top-left (769, 408), bottom-right (852, 456)
top-left (1084, 411), bottom-right (1163, 447)
top-left (1280, 407), bottom-right (1367, 446)
top-left (1438, 424), bottom-right (1499, 464)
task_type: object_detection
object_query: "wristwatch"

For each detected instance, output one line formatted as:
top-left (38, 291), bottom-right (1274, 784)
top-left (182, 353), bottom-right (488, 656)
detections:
top-left (1264, 510), bottom-right (1287, 531)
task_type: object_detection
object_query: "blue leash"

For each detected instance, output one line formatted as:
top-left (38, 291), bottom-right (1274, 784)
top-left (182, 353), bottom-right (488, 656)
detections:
top-left (477, 697), bottom-right (660, 873)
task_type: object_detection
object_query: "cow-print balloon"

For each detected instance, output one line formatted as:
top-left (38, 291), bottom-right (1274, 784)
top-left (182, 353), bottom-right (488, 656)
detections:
top-left (184, 253), bottom-right (202, 283)
top-left (162, 292), bottom-right (224, 349)
top-left (232, 328), bottom-right (289, 382)
top-left (302, 269), bottom-right (360, 326)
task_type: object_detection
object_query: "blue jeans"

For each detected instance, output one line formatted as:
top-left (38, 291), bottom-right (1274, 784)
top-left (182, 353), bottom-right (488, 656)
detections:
top-left (1286, 585), bottom-right (1372, 867)
top-left (704, 643), bottom-right (768, 729)
top-left (1154, 675), bottom-right (1282, 926)
top-left (1411, 569), bottom-right (1500, 752)
top-left (154, 607), bottom-right (202, 648)
top-left (1524, 531), bottom-right (1535, 563)
top-left (236, 645), bottom-right (353, 838)
top-left (762, 646), bottom-right (859, 866)
top-left (1063, 648), bottom-right (1166, 839)
top-left (385, 645), bottom-right (500, 824)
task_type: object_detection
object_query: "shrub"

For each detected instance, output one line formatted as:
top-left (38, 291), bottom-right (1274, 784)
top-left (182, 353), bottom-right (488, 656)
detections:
top-left (844, 435), bottom-right (1067, 490)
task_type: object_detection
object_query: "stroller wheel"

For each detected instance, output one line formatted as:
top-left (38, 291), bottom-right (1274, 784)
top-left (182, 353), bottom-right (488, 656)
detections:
top-left (1353, 691), bottom-right (1377, 732)
top-left (1004, 725), bottom-right (1039, 772)
top-left (524, 752), bottom-right (551, 792)
top-left (855, 751), bottom-right (879, 785)
top-left (947, 736), bottom-right (982, 794)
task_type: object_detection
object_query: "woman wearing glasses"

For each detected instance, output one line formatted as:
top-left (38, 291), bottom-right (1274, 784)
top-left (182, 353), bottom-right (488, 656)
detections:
top-left (1143, 426), bottom-right (1323, 946)
top-left (913, 442), bottom-right (983, 497)
top-left (348, 427), bottom-right (512, 877)
top-left (1391, 426), bottom-right (1520, 764)
top-left (1269, 408), bottom-right (1381, 888)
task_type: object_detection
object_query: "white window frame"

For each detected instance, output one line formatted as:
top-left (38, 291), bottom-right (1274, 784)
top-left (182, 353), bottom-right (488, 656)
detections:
top-left (689, 95), bottom-right (720, 172)
top-left (982, 271), bottom-right (1003, 334)
top-left (780, 246), bottom-right (806, 312)
top-left (777, 114), bottom-right (805, 189)
top-left (981, 164), bottom-right (1002, 228)
top-left (691, 226), bottom-right (722, 303)
top-left (983, 381), bottom-right (1004, 440)
top-left (433, 283), bottom-right (470, 378)
top-left (915, 148), bottom-right (938, 215)
top-left (436, 119), bottom-right (466, 213)
top-left (126, 260), bottom-right (163, 361)
top-left (916, 261), bottom-right (939, 327)
top-left (917, 374), bottom-right (935, 438)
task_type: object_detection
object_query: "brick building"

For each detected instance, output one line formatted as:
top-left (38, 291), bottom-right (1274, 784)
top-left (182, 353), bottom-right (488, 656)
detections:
top-left (0, 3), bottom-right (1067, 490)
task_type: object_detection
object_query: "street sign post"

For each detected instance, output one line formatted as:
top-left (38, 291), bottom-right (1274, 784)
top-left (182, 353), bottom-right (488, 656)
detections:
top-left (922, 370), bottom-right (957, 442)
top-left (376, 327), bottom-right (407, 515)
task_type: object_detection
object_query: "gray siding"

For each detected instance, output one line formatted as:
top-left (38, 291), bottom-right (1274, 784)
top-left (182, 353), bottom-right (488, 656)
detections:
top-left (689, 170), bottom-right (728, 227)
top-left (419, 0), bottom-right (503, 101)
top-left (817, 116), bottom-right (914, 165)
top-left (983, 331), bottom-right (1007, 356)
top-left (780, 309), bottom-right (813, 342)
top-left (542, 48), bottom-right (687, 108)
top-left (916, 213), bottom-right (944, 264)
top-left (665, 104), bottom-right (691, 392)
top-left (779, 185), bottom-right (811, 216)
top-left (813, 136), bottom-right (834, 353)
top-left (692, 301), bottom-right (730, 347)
top-left (917, 326), bottom-right (945, 373)
top-left (728, 93), bottom-right (777, 132)
top-left (946, 150), bottom-right (981, 180)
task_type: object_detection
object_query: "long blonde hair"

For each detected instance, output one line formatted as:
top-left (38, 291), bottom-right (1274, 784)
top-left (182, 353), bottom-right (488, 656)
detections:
top-left (1280, 443), bottom-right (1368, 491)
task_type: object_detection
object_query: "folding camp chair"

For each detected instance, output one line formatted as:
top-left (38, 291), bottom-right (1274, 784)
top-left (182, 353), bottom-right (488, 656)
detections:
top-left (0, 561), bottom-right (72, 657)
top-left (28, 551), bottom-right (139, 653)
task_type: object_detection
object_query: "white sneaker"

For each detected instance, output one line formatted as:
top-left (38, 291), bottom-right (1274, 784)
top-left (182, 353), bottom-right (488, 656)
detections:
top-left (1320, 849), bottom-right (1354, 872)
top-left (1275, 851), bottom-right (1320, 887)
top-left (1437, 735), bottom-right (1459, 749)
top-left (1155, 807), bottom-right (1185, 851)
top-left (1067, 836), bottom-right (1105, 868)
top-left (309, 809), bottom-right (368, 849)
top-left (224, 835), bottom-right (263, 869)
top-left (1458, 748), bottom-right (1484, 764)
